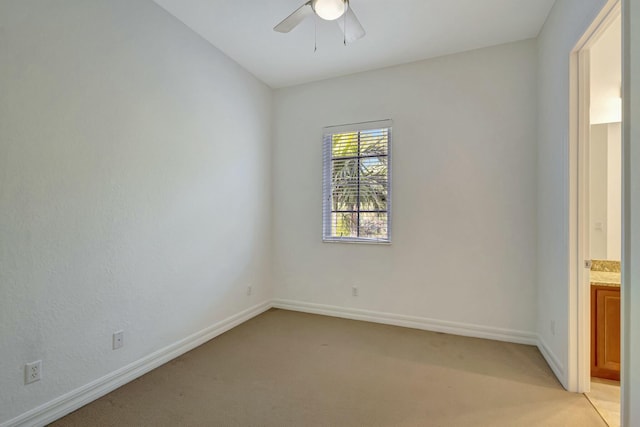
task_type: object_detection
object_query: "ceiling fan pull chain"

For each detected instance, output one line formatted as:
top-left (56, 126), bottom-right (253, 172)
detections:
top-left (343, 0), bottom-right (347, 45)
top-left (314, 13), bottom-right (318, 52)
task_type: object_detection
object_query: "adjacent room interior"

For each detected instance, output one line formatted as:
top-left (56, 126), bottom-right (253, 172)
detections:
top-left (1, 0), bottom-right (639, 426)
top-left (582, 9), bottom-right (623, 427)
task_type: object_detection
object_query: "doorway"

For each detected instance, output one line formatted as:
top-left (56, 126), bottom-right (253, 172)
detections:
top-left (572, 2), bottom-right (622, 426)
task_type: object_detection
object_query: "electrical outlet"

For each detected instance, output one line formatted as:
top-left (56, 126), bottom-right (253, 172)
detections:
top-left (25, 360), bottom-right (41, 384)
top-left (247, 285), bottom-right (252, 296)
top-left (550, 320), bottom-right (556, 336)
top-left (352, 286), bottom-right (358, 297)
top-left (113, 330), bottom-right (124, 350)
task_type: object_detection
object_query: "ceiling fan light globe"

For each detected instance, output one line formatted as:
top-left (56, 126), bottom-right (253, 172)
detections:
top-left (312, 0), bottom-right (347, 21)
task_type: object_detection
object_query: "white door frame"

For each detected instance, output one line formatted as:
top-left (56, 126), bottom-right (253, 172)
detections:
top-left (568, 0), bottom-right (621, 394)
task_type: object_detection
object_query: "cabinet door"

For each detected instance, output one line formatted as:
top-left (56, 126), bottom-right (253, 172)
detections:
top-left (591, 286), bottom-right (621, 380)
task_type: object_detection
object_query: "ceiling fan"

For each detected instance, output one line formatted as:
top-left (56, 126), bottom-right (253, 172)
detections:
top-left (274, 0), bottom-right (366, 44)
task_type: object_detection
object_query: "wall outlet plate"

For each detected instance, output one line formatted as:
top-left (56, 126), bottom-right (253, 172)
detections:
top-left (113, 330), bottom-right (124, 350)
top-left (25, 360), bottom-right (41, 384)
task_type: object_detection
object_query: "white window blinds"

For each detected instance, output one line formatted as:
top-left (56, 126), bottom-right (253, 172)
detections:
top-left (322, 120), bottom-right (392, 243)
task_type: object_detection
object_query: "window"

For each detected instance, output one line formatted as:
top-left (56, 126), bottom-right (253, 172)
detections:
top-left (322, 120), bottom-right (392, 243)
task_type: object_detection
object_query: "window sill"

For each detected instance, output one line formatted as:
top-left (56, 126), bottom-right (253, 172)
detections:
top-left (322, 238), bottom-right (391, 245)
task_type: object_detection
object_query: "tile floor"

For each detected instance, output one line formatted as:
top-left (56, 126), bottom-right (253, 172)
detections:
top-left (586, 378), bottom-right (621, 427)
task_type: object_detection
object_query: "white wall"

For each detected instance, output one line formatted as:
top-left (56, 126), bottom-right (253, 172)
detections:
top-left (607, 123), bottom-right (622, 260)
top-left (589, 122), bottom-right (622, 261)
top-left (590, 124), bottom-right (609, 259)
top-left (589, 13), bottom-right (622, 262)
top-left (590, 15), bottom-right (623, 124)
top-left (0, 1), bottom-right (272, 424)
top-left (622, 0), bottom-right (640, 424)
top-left (536, 0), bottom-right (607, 389)
top-left (273, 40), bottom-right (538, 338)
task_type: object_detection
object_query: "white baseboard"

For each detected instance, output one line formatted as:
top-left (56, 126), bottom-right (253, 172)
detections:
top-left (4, 299), bottom-right (565, 427)
top-left (272, 299), bottom-right (538, 345)
top-left (272, 300), bottom-right (572, 385)
top-left (2, 300), bottom-right (271, 427)
top-left (536, 335), bottom-right (567, 389)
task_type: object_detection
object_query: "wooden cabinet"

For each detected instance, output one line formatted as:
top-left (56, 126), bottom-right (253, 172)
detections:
top-left (591, 285), bottom-right (621, 380)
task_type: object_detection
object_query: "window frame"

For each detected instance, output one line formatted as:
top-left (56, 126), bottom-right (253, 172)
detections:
top-left (322, 120), bottom-right (392, 244)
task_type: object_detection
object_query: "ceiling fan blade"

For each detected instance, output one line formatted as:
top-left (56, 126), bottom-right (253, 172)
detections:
top-left (337, 6), bottom-right (366, 43)
top-left (274, 1), bottom-right (313, 33)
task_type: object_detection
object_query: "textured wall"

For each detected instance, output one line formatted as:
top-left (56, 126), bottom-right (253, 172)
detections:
top-left (273, 40), bottom-right (538, 336)
top-left (0, 1), bottom-right (272, 423)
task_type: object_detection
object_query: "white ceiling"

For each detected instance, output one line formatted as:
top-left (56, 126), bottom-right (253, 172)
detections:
top-left (152, 0), bottom-right (556, 88)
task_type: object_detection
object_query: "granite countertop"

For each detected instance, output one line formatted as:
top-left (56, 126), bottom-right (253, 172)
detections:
top-left (590, 271), bottom-right (621, 288)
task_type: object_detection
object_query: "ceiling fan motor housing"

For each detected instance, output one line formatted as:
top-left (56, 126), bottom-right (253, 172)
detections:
top-left (311, 0), bottom-right (348, 21)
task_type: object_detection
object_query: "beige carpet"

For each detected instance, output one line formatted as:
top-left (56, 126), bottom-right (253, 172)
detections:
top-left (51, 309), bottom-right (605, 427)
